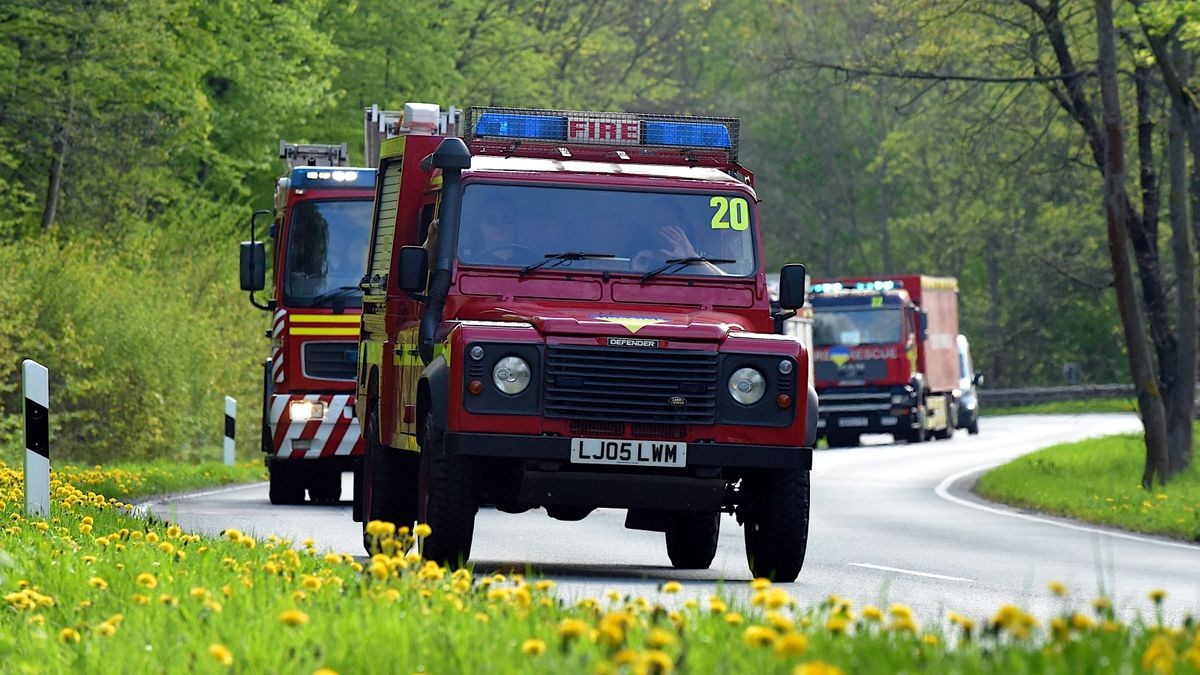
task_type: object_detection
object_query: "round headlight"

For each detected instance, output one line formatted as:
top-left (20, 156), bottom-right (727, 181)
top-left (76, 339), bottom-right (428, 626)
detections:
top-left (469, 345), bottom-right (485, 361)
top-left (728, 367), bottom-right (766, 405)
top-left (778, 359), bottom-right (794, 375)
top-left (492, 356), bottom-right (531, 395)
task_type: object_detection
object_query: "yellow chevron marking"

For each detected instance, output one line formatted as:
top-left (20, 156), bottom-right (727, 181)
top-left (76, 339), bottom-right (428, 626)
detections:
top-left (291, 327), bottom-right (360, 336)
top-left (290, 315), bottom-right (361, 324)
top-left (592, 316), bottom-right (669, 334)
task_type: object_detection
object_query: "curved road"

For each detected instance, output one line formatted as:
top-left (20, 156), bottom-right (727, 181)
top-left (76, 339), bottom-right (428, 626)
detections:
top-left (146, 414), bottom-right (1200, 623)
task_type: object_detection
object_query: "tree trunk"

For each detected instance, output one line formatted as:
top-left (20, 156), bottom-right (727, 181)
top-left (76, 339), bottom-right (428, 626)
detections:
top-left (1094, 0), bottom-right (1170, 487)
top-left (878, 155), bottom-right (893, 274)
top-left (1166, 55), bottom-right (1196, 477)
top-left (40, 92), bottom-right (73, 231)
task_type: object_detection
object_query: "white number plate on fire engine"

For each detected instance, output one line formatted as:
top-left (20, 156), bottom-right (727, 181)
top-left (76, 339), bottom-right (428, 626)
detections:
top-left (839, 417), bottom-right (869, 428)
top-left (570, 438), bottom-right (687, 468)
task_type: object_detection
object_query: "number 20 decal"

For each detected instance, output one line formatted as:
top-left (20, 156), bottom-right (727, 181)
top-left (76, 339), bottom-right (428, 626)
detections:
top-left (710, 196), bottom-right (750, 231)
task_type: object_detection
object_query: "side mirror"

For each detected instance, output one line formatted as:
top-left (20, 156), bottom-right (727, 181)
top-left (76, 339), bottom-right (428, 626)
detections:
top-left (240, 241), bottom-right (265, 291)
top-left (973, 372), bottom-right (985, 387)
top-left (396, 246), bottom-right (429, 293)
top-left (777, 263), bottom-right (807, 310)
top-left (918, 311), bottom-right (929, 341)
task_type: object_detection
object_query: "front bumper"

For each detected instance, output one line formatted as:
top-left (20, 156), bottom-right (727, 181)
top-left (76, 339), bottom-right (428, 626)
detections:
top-left (817, 409), bottom-right (917, 435)
top-left (445, 432), bottom-right (812, 511)
top-left (445, 433), bottom-right (812, 470)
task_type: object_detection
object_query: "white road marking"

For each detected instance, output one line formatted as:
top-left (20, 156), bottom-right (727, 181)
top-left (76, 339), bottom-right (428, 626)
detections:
top-left (131, 481), bottom-right (267, 517)
top-left (934, 462), bottom-right (1200, 551)
top-left (847, 562), bottom-right (973, 582)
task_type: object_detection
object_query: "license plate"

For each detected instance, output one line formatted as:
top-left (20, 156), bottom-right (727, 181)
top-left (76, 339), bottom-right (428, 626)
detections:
top-left (839, 417), bottom-right (868, 428)
top-left (570, 438), bottom-right (687, 467)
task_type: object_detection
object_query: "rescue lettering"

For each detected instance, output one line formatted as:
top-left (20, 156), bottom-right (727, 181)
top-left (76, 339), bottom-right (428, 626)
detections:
top-left (814, 347), bottom-right (899, 361)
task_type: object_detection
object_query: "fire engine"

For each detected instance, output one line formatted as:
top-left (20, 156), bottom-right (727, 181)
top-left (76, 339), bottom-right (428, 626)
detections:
top-left (355, 104), bottom-right (816, 581)
top-left (810, 275), bottom-right (960, 446)
top-left (239, 141), bottom-right (377, 504)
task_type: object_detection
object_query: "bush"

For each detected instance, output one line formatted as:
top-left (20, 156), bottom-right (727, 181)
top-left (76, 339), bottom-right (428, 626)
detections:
top-left (0, 205), bottom-right (265, 463)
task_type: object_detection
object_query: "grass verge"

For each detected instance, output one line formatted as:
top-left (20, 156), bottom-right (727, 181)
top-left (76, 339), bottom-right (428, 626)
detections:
top-left (983, 398), bottom-right (1139, 416)
top-left (2, 466), bottom-right (1200, 672)
top-left (0, 450), bottom-right (264, 502)
top-left (977, 429), bottom-right (1200, 542)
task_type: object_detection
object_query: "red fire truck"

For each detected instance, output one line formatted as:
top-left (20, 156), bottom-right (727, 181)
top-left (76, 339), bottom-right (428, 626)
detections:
top-left (809, 275), bottom-right (960, 447)
top-left (239, 142), bottom-right (376, 504)
top-left (354, 104), bottom-right (817, 581)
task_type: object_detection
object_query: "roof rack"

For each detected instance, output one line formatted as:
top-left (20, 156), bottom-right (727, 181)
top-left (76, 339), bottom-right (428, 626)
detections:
top-left (279, 141), bottom-right (350, 169)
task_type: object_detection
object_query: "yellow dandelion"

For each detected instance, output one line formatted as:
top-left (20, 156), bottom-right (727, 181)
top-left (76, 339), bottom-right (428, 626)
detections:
top-left (414, 523), bottom-right (432, 538)
top-left (725, 612), bottom-right (745, 626)
top-left (1142, 634), bottom-right (1177, 674)
top-left (1091, 597), bottom-right (1112, 614)
top-left (709, 596), bottom-right (728, 614)
top-left (166, 525), bottom-right (182, 538)
top-left (825, 614), bottom-right (849, 634)
top-left (145, 532), bottom-right (159, 543)
top-left (661, 581), bottom-right (682, 594)
top-left (1070, 612), bottom-right (1096, 631)
top-left (889, 603), bottom-right (915, 622)
top-left (136, 573), bottom-right (157, 589)
top-left (535, 580), bottom-right (556, 592)
top-left (280, 609), bottom-right (310, 627)
top-left (743, 625), bottom-right (777, 647)
top-left (301, 575), bottom-right (322, 591)
top-left (313, 669), bottom-right (338, 675)
top-left (751, 577), bottom-right (772, 591)
top-left (87, 577), bottom-right (108, 590)
top-left (793, 661), bottom-right (845, 675)
top-left (647, 627), bottom-right (677, 649)
top-left (863, 605), bottom-right (884, 622)
top-left (558, 618), bottom-right (589, 640)
top-left (132, 593), bottom-right (150, 606)
top-left (208, 643), bottom-right (234, 667)
top-left (775, 631), bottom-right (809, 658)
top-left (764, 588), bottom-right (791, 609)
top-left (189, 588), bottom-right (209, 601)
top-left (59, 627), bottom-right (81, 644)
top-left (521, 638), bottom-right (547, 656)
top-left (644, 650), bottom-right (674, 673)
top-left (223, 528), bottom-right (243, 542)
top-left (365, 520), bottom-right (395, 538)
top-left (1149, 588), bottom-right (1167, 604)
top-left (1048, 580), bottom-right (1068, 597)
top-left (78, 524), bottom-right (92, 535)
top-left (922, 634), bottom-right (939, 646)
top-left (95, 621), bottom-right (117, 637)
top-left (323, 553), bottom-right (343, 565)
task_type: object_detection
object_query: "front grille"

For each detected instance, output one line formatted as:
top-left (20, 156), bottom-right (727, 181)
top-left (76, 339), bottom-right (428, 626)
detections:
top-left (631, 423), bottom-right (688, 441)
top-left (570, 420), bottom-right (625, 437)
top-left (545, 345), bottom-right (718, 423)
top-left (303, 341), bottom-right (357, 381)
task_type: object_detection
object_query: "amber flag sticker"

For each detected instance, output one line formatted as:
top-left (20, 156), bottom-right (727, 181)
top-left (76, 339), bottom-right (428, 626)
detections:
top-left (590, 315), bottom-right (670, 334)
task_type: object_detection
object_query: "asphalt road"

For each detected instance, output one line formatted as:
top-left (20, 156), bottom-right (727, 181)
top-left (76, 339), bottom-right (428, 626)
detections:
top-left (145, 414), bottom-right (1200, 624)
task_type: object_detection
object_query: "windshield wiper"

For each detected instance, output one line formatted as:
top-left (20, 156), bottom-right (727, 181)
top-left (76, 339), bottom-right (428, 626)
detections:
top-left (520, 252), bottom-right (617, 277)
top-left (640, 256), bottom-right (735, 282)
top-left (310, 286), bottom-right (361, 305)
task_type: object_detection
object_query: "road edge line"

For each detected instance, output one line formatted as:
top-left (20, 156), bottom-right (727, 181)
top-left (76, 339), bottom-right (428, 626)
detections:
top-left (934, 463), bottom-right (1200, 552)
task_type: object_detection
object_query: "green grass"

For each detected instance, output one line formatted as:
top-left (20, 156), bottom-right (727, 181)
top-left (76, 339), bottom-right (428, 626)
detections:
top-left (978, 429), bottom-right (1200, 542)
top-left (2, 465), bottom-right (1200, 672)
top-left (983, 398), bottom-right (1139, 416)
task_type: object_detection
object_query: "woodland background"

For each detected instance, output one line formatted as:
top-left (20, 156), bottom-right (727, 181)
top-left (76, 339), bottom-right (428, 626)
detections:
top-left (1, 0), bottom-right (1196, 461)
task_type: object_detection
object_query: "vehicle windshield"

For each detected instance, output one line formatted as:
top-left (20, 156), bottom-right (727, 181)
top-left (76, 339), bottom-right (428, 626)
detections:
top-left (283, 199), bottom-right (373, 308)
top-left (455, 183), bottom-right (756, 277)
top-left (813, 309), bottom-right (903, 346)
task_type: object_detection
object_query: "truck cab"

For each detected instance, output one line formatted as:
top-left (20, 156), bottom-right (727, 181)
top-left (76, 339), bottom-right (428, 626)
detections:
top-left (355, 104), bottom-right (816, 580)
top-left (810, 276), bottom-right (959, 446)
top-left (240, 143), bottom-right (376, 504)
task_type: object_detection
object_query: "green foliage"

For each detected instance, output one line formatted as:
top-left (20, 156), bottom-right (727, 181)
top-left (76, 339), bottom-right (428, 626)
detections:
top-left (978, 424), bottom-right (1200, 541)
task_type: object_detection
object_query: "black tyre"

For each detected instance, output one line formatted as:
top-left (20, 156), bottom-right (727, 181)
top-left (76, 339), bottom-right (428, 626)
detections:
top-left (418, 410), bottom-right (479, 565)
top-left (268, 461), bottom-right (305, 505)
top-left (665, 511), bottom-right (720, 569)
top-left (967, 417), bottom-right (980, 435)
top-left (743, 469), bottom-right (810, 582)
top-left (905, 419), bottom-right (927, 444)
top-left (361, 405), bottom-right (418, 554)
top-left (307, 469), bottom-right (342, 503)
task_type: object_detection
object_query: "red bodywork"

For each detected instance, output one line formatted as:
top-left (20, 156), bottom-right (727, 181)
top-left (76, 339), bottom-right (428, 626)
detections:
top-left (265, 183), bottom-right (373, 460)
top-left (359, 133), bottom-right (812, 455)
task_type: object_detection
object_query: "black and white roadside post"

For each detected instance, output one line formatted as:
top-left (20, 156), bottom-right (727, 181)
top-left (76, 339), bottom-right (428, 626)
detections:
top-left (224, 396), bottom-right (236, 466)
top-left (22, 359), bottom-right (49, 517)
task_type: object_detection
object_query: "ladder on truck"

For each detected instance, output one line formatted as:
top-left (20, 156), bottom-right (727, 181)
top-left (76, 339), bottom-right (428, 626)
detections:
top-left (279, 141), bottom-right (350, 169)
top-left (363, 104), bottom-right (462, 168)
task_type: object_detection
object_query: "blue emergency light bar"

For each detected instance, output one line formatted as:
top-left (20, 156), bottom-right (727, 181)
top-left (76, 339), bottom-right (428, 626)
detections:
top-left (811, 279), bottom-right (904, 294)
top-left (466, 107), bottom-right (739, 157)
top-left (289, 167), bottom-right (376, 190)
